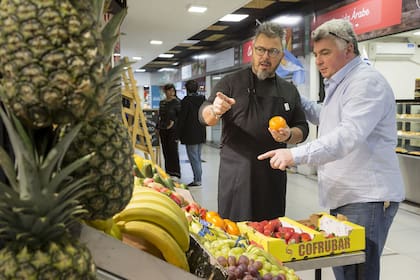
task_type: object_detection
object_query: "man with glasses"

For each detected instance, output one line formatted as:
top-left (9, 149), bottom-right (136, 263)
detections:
top-left (199, 21), bottom-right (309, 222)
top-left (258, 19), bottom-right (404, 280)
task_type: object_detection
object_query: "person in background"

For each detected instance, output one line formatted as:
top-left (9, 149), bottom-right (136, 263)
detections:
top-left (157, 83), bottom-right (181, 179)
top-left (258, 19), bottom-right (405, 280)
top-left (199, 21), bottom-right (309, 222)
top-left (178, 79), bottom-right (206, 187)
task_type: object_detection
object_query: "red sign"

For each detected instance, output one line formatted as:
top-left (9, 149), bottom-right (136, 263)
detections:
top-left (313, 0), bottom-right (402, 35)
top-left (242, 40), bottom-right (253, 64)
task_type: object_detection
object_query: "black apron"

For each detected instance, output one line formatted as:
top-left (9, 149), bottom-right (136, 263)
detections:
top-left (218, 69), bottom-right (292, 222)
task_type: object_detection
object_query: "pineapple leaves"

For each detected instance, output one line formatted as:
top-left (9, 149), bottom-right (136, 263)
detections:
top-left (0, 107), bottom-right (36, 199)
top-left (40, 122), bottom-right (85, 185)
top-left (0, 146), bottom-right (18, 190)
top-left (48, 156), bottom-right (94, 196)
top-left (102, 7), bottom-right (127, 59)
top-left (93, 0), bottom-right (107, 25)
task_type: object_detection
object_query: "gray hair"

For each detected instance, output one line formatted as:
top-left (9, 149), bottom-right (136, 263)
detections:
top-left (312, 19), bottom-right (360, 55)
top-left (254, 21), bottom-right (284, 43)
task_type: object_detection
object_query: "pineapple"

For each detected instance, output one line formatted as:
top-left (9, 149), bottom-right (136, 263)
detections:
top-left (0, 0), bottom-right (133, 220)
top-left (0, 0), bottom-right (125, 128)
top-left (62, 58), bottom-right (135, 220)
top-left (0, 107), bottom-right (96, 279)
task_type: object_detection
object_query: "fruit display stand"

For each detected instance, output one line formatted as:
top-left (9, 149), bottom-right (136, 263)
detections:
top-left (237, 214), bottom-right (366, 280)
top-left (79, 224), bottom-right (201, 280)
top-left (285, 251), bottom-right (365, 280)
top-left (186, 234), bottom-right (228, 280)
top-left (238, 215), bottom-right (365, 262)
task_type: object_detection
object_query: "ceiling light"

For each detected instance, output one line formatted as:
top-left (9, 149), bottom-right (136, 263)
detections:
top-left (132, 56), bottom-right (143, 60)
top-left (135, 69), bottom-right (146, 72)
top-left (413, 31), bottom-right (420, 36)
top-left (172, 62), bottom-right (179, 66)
top-left (182, 39), bottom-right (200, 44)
top-left (158, 53), bottom-right (174, 58)
top-left (188, 5), bottom-right (207, 13)
top-left (193, 54), bottom-right (209, 59)
top-left (150, 40), bottom-right (163, 45)
top-left (271, 15), bottom-right (302, 26)
top-left (219, 14), bottom-right (249, 22)
top-left (113, 53), bottom-right (121, 57)
top-left (158, 68), bottom-right (177, 72)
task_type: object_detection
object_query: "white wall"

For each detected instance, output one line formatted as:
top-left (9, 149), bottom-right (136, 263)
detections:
top-left (359, 41), bottom-right (420, 100)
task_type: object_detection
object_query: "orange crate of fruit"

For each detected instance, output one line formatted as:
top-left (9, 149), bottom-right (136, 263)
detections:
top-left (238, 214), bottom-right (365, 262)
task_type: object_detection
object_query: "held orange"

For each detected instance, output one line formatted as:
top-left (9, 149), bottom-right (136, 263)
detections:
top-left (269, 116), bottom-right (287, 130)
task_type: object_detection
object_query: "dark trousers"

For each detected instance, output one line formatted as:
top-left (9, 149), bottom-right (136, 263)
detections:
top-left (159, 128), bottom-right (180, 178)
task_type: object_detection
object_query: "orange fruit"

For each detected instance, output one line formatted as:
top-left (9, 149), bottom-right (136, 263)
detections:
top-left (269, 116), bottom-right (287, 130)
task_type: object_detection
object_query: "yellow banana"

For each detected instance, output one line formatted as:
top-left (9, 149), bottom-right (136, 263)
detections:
top-left (114, 202), bottom-right (189, 251)
top-left (121, 220), bottom-right (190, 272)
top-left (109, 223), bottom-right (123, 240)
top-left (129, 188), bottom-right (188, 228)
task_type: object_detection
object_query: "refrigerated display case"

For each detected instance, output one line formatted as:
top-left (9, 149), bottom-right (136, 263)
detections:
top-left (396, 100), bottom-right (420, 204)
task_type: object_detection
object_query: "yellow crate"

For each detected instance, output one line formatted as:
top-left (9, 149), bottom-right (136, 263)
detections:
top-left (238, 214), bottom-right (365, 262)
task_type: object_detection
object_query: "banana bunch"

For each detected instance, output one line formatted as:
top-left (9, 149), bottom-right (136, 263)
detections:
top-left (114, 186), bottom-right (190, 271)
top-left (85, 218), bottom-right (122, 240)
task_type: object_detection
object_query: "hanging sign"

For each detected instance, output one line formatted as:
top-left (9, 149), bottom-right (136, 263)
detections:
top-left (242, 40), bottom-right (253, 64)
top-left (313, 0), bottom-right (402, 35)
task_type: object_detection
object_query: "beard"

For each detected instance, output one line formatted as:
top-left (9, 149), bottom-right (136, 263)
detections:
top-left (253, 59), bottom-right (278, 80)
top-left (255, 69), bottom-right (272, 80)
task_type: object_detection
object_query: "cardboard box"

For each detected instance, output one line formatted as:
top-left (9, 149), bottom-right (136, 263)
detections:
top-left (238, 214), bottom-right (365, 262)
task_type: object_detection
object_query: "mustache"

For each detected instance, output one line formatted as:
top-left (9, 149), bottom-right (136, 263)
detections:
top-left (259, 59), bottom-right (271, 66)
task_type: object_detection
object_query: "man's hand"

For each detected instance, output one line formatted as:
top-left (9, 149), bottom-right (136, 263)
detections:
top-left (269, 126), bottom-right (291, 143)
top-left (257, 149), bottom-right (294, 170)
top-left (212, 92), bottom-right (236, 116)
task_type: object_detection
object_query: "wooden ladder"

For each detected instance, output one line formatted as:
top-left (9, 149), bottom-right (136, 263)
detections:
top-left (121, 57), bottom-right (158, 164)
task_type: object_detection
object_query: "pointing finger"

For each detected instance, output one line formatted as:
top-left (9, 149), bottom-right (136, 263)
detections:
top-left (257, 150), bottom-right (276, 160)
top-left (216, 92), bottom-right (236, 105)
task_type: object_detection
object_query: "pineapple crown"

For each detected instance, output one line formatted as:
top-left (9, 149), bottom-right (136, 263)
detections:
top-left (0, 107), bottom-right (94, 248)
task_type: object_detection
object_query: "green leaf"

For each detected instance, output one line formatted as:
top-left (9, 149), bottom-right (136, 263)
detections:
top-left (0, 146), bottom-right (18, 190)
top-left (0, 107), bottom-right (38, 200)
top-left (40, 122), bottom-right (85, 182)
top-left (47, 153), bottom-right (94, 194)
top-left (102, 8), bottom-right (127, 58)
top-left (93, 0), bottom-right (107, 24)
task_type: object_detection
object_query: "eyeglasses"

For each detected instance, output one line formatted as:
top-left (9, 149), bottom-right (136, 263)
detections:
top-left (329, 32), bottom-right (350, 44)
top-left (254, 46), bottom-right (282, 57)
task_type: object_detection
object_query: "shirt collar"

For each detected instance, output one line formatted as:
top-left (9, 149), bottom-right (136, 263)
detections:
top-left (324, 56), bottom-right (362, 88)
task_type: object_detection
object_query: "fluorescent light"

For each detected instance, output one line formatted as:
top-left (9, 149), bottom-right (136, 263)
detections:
top-left (413, 31), bottom-right (420, 36)
top-left (158, 68), bottom-right (177, 72)
top-left (135, 69), bottom-right (146, 72)
top-left (113, 53), bottom-right (121, 57)
top-left (220, 14), bottom-right (249, 22)
top-left (158, 53), bottom-right (174, 58)
top-left (271, 15), bottom-right (302, 26)
top-left (150, 40), bottom-right (163, 45)
top-left (188, 5), bottom-right (207, 13)
top-left (172, 62), bottom-right (179, 66)
top-left (132, 56), bottom-right (143, 60)
top-left (182, 39), bottom-right (200, 44)
top-left (193, 54), bottom-right (209, 59)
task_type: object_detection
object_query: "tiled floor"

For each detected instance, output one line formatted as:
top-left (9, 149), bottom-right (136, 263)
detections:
top-left (172, 143), bottom-right (420, 279)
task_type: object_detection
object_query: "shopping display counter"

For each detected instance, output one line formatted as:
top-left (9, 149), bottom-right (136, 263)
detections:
top-left (79, 224), bottom-right (200, 280)
top-left (285, 251), bottom-right (365, 280)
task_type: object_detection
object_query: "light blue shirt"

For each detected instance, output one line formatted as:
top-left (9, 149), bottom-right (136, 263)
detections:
top-left (292, 56), bottom-right (405, 209)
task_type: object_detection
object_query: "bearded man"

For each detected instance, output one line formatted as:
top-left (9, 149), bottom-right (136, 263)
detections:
top-left (199, 21), bottom-right (309, 221)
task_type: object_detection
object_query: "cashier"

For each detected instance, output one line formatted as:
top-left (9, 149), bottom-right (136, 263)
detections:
top-left (258, 18), bottom-right (405, 280)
